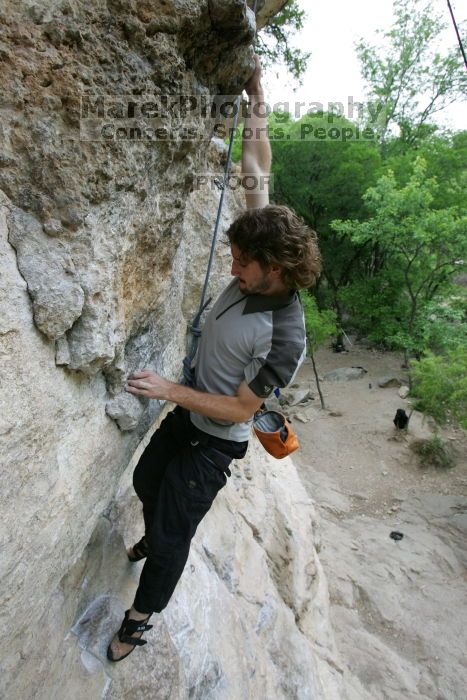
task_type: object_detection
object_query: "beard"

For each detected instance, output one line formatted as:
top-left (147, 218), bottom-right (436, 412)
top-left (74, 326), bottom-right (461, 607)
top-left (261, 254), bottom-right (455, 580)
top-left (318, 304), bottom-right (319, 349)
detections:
top-left (238, 274), bottom-right (273, 295)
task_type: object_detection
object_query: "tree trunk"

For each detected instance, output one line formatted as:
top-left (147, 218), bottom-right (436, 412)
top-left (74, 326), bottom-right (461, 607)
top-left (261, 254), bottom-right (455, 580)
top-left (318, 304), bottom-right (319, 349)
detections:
top-left (311, 352), bottom-right (326, 409)
top-left (403, 298), bottom-right (418, 370)
top-left (403, 348), bottom-right (410, 370)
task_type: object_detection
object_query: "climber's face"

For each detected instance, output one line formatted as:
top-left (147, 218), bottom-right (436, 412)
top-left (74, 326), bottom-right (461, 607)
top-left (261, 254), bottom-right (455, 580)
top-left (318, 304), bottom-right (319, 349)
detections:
top-left (230, 244), bottom-right (282, 295)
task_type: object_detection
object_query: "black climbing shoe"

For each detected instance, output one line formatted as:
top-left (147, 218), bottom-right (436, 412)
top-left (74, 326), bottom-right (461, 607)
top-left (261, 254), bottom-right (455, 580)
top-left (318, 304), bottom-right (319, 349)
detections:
top-left (107, 610), bottom-right (153, 662)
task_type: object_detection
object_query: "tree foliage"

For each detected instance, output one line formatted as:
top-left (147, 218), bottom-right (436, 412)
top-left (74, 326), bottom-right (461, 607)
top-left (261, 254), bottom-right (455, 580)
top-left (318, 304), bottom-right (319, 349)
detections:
top-left (269, 111), bottom-right (382, 323)
top-left (231, 1), bottom-right (467, 431)
top-left (382, 131), bottom-right (467, 209)
top-left (255, 0), bottom-right (311, 82)
top-left (271, 112), bottom-right (381, 228)
top-left (301, 292), bottom-right (338, 353)
top-left (410, 346), bottom-right (467, 428)
top-left (420, 290), bottom-right (467, 355)
top-left (356, 0), bottom-right (467, 146)
top-left (332, 158), bottom-right (467, 356)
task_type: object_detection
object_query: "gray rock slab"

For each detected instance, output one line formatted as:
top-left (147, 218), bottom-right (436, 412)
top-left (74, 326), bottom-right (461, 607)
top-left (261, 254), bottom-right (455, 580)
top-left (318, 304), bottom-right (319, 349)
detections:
top-left (324, 367), bottom-right (367, 382)
top-left (378, 375), bottom-right (403, 388)
top-left (279, 385), bottom-right (313, 406)
top-left (7, 207), bottom-right (85, 339)
top-left (293, 412), bottom-right (309, 423)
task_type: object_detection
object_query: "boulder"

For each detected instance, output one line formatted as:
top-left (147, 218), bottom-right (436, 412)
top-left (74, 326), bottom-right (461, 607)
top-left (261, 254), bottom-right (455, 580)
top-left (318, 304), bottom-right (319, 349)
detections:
top-left (378, 375), bottom-right (403, 388)
top-left (293, 412), bottom-right (310, 423)
top-left (279, 385), bottom-right (313, 406)
top-left (324, 367), bottom-right (367, 382)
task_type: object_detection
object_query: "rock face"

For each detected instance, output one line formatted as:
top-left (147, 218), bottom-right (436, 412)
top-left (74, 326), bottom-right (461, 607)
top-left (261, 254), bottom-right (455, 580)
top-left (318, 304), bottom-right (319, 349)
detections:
top-left (0, 0), bottom-right (259, 383)
top-left (0, 1), bottom-right (347, 698)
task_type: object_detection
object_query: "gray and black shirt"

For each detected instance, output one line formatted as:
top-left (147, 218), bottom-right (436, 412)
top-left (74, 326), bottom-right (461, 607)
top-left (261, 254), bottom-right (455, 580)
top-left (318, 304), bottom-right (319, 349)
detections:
top-left (190, 278), bottom-right (306, 442)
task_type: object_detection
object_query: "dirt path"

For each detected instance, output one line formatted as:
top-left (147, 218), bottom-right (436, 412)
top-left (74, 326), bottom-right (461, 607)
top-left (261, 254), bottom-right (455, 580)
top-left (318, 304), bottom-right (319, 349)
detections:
top-left (291, 343), bottom-right (467, 700)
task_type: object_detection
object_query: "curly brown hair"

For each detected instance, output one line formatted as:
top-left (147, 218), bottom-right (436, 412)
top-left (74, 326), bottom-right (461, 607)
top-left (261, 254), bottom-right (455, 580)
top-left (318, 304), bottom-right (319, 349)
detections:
top-left (226, 205), bottom-right (321, 289)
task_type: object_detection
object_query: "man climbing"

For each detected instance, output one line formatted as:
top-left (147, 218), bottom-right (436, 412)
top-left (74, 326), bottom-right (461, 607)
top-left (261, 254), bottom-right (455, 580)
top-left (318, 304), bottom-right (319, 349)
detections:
top-left (107, 55), bottom-right (321, 662)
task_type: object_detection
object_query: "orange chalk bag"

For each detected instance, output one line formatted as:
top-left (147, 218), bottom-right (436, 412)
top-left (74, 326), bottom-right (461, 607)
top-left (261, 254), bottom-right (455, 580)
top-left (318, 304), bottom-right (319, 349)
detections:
top-left (252, 409), bottom-right (300, 459)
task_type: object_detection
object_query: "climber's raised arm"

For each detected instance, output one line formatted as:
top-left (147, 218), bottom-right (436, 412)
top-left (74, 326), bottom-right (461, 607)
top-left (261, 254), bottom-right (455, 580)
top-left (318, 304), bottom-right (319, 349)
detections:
top-left (242, 54), bottom-right (271, 210)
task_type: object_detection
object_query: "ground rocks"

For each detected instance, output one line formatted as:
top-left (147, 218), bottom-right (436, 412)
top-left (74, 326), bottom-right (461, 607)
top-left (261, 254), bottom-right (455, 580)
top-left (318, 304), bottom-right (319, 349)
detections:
top-left (378, 375), bottom-right (403, 388)
top-left (292, 344), bottom-right (467, 700)
top-left (324, 367), bottom-right (367, 382)
top-left (279, 384), bottom-right (313, 406)
top-left (294, 412), bottom-right (310, 423)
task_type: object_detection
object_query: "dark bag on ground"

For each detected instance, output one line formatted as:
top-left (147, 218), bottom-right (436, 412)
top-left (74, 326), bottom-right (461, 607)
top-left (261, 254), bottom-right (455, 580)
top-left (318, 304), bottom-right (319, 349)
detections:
top-left (252, 409), bottom-right (300, 459)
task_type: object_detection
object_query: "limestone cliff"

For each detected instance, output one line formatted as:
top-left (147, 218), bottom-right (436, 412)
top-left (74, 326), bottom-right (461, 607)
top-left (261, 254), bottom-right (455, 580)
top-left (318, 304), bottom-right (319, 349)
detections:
top-left (0, 2), bottom-right (346, 697)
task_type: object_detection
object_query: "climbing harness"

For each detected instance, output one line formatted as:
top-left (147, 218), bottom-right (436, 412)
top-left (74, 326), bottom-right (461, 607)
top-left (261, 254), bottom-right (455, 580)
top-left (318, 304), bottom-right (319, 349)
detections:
top-left (182, 0), bottom-right (258, 385)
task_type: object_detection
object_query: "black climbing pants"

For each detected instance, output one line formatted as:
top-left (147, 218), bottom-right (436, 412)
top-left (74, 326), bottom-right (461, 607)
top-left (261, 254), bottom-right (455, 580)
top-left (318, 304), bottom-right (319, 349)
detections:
top-left (132, 405), bottom-right (248, 614)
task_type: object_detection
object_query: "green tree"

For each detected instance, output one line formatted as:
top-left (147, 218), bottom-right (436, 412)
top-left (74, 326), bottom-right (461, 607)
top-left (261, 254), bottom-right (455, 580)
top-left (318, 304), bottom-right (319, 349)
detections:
top-left (270, 111), bottom-right (381, 334)
top-left (301, 292), bottom-right (337, 409)
top-left (410, 346), bottom-right (467, 428)
top-left (356, 0), bottom-right (467, 146)
top-left (332, 157), bottom-right (467, 360)
top-left (381, 130), bottom-right (467, 211)
top-left (256, 0), bottom-right (310, 82)
top-left (271, 113), bottom-right (381, 227)
top-left (338, 274), bottom-right (408, 347)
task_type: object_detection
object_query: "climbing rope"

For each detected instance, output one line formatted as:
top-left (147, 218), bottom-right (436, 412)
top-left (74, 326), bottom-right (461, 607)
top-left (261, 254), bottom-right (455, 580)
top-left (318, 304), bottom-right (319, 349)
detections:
top-left (182, 0), bottom-right (258, 385)
top-left (446, 0), bottom-right (467, 70)
top-left (181, 94), bottom-right (243, 385)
